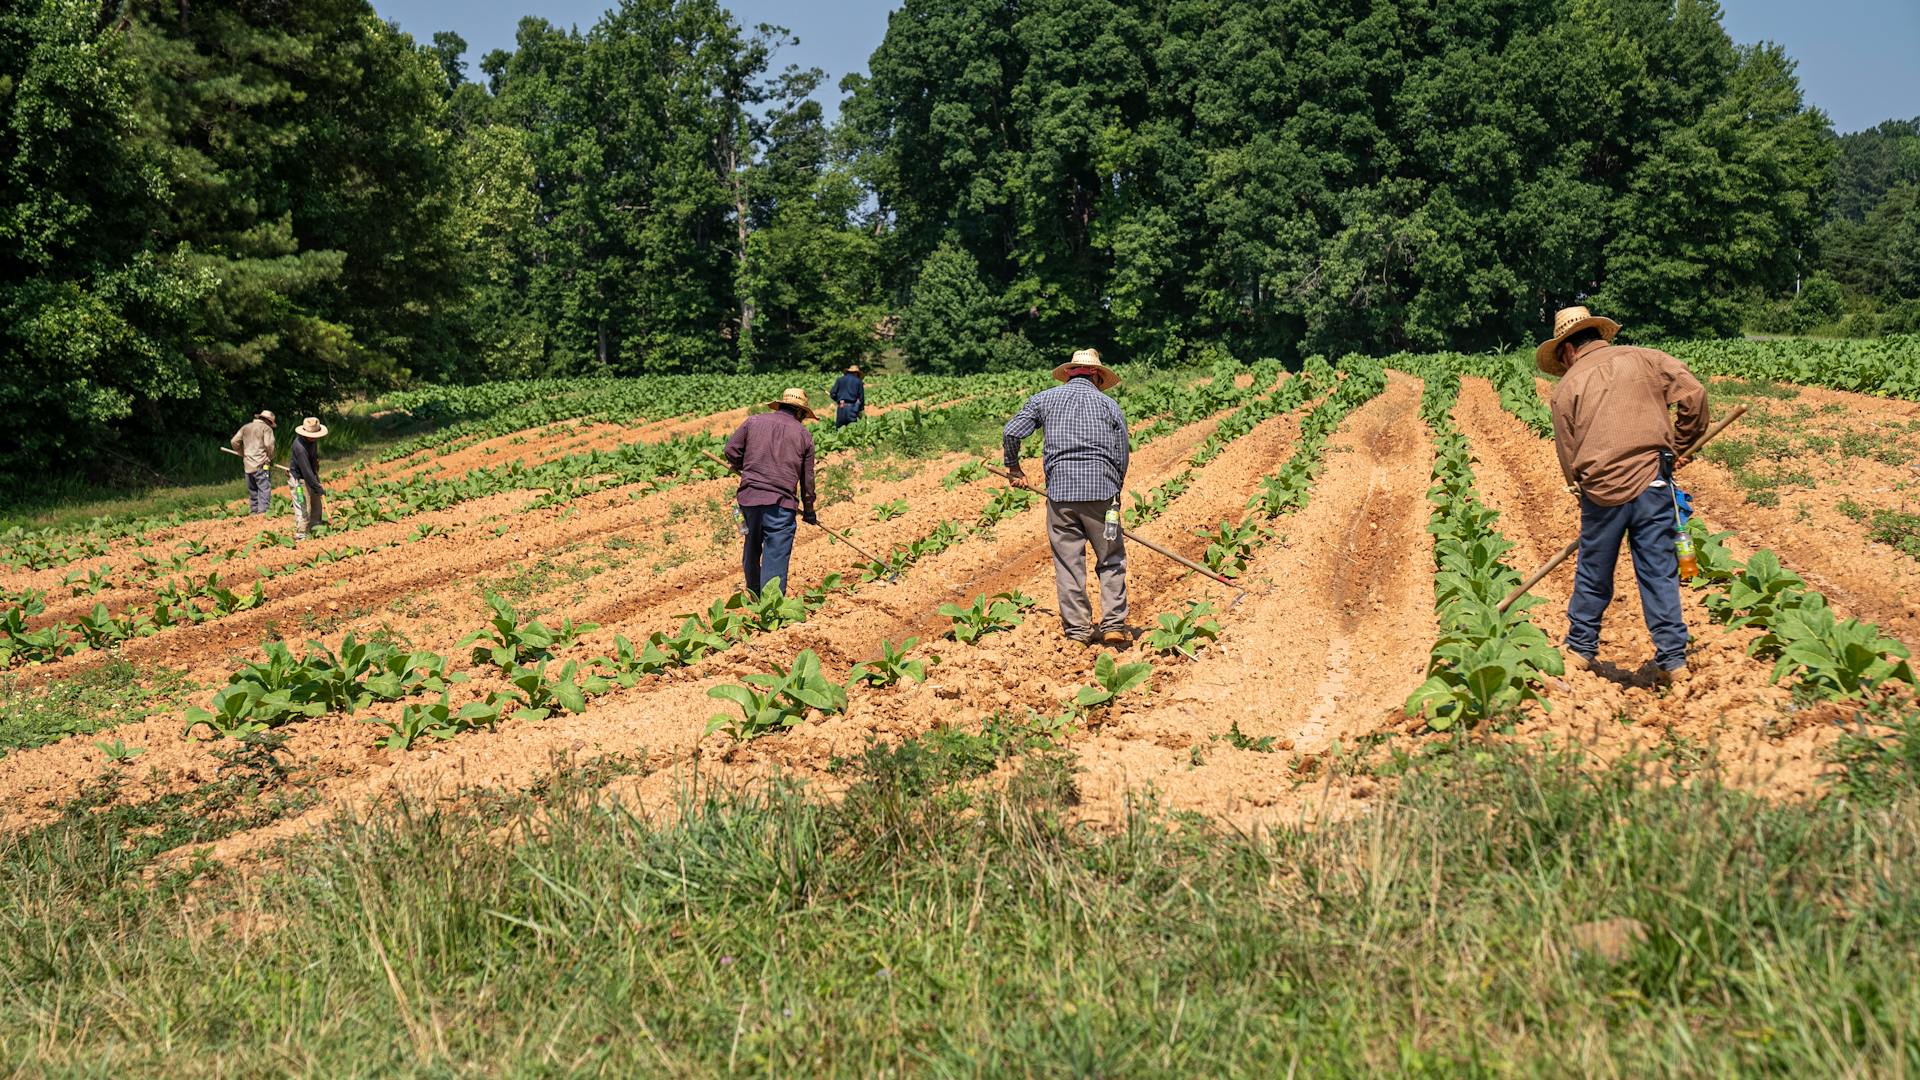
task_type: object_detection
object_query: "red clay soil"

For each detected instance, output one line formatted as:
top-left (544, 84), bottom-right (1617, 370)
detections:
top-left (0, 398), bottom-right (1247, 837)
top-left (89, 399), bottom-right (1280, 860)
top-left (1066, 372), bottom-right (1439, 830)
top-left (1459, 377), bottom-right (1836, 798)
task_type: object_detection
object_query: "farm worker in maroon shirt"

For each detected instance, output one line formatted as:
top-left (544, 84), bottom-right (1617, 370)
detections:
top-left (722, 388), bottom-right (819, 597)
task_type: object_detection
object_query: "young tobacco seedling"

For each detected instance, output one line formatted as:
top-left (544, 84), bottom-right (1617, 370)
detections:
top-left (1075, 653), bottom-right (1153, 711)
top-left (1146, 601), bottom-right (1221, 659)
top-left (939, 591), bottom-right (1036, 644)
top-left (872, 499), bottom-right (909, 521)
top-left (706, 649), bottom-right (848, 741)
top-left (850, 637), bottom-right (937, 688)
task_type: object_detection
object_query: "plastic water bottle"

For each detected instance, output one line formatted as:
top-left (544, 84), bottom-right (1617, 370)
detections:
top-left (1103, 500), bottom-right (1120, 542)
top-left (733, 506), bottom-right (747, 538)
top-left (1675, 527), bottom-right (1698, 580)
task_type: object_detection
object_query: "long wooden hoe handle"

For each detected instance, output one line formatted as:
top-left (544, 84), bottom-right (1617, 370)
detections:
top-left (220, 445), bottom-right (290, 473)
top-left (701, 448), bottom-right (897, 579)
top-left (979, 464), bottom-right (1252, 596)
top-left (1496, 404), bottom-right (1749, 613)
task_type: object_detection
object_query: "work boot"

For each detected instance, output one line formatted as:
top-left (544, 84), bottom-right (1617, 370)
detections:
top-left (1562, 650), bottom-right (1593, 673)
top-left (1655, 664), bottom-right (1690, 687)
top-left (1100, 628), bottom-right (1130, 647)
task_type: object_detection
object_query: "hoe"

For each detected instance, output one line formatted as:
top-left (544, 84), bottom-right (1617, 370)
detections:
top-left (980, 465), bottom-right (1257, 610)
top-left (1497, 403), bottom-right (1749, 613)
top-left (699, 449), bottom-right (901, 582)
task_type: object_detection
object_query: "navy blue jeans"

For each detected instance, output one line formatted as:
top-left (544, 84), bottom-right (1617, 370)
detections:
top-left (1566, 484), bottom-right (1690, 670)
top-left (741, 504), bottom-right (797, 596)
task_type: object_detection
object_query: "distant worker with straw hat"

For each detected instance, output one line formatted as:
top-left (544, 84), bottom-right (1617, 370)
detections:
top-left (1539, 305), bottom-right (1708, 685)
top-left (831, 363), bottom-right (866, 428)
top-left (1004, 348), bottom-right (1131, 646)
top-left (229, 410), bottom-right (277, 514)
top-left (722, 389), bottom-right (819, 596)
top-left (289, 416), bottom-right (329, 540)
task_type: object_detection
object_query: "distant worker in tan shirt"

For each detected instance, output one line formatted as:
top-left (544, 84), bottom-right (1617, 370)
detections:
top-left (1539, 306), bottom-right (1708, 685)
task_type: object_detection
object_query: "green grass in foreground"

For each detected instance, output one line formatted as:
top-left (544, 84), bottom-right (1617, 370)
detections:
top-left (3, 710), bottom-right (1919, 1074)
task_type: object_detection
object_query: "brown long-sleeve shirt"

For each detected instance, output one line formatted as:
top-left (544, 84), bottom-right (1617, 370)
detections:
top-left (1549, 341), bottom-right (1708, 507)
top-left (723, 408), bottom-right (816, 511)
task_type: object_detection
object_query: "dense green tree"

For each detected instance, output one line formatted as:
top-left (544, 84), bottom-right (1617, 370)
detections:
top-left (0, 0), bottom-right (205, 484)
top-left (851, 0), bottom-right (1834, 361)
top-left (899, 241), bottom-right (1001, 374)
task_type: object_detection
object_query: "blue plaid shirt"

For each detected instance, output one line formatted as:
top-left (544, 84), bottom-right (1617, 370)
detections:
top-left (1002, 377), bottom-right (1130, 502)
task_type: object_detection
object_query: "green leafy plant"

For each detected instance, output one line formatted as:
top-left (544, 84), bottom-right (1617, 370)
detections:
top-left (850, 637), bottom-right (937, 688)
top-left (872, 498), bottom-right (909, 521)
top-left (1075, 653), bottom-right (1153, 710)
top-left (94, 738), bottom-right (146, 763)
top-left (1195, 517), bottom-right (1267, 579)
top-left (939, 591), bottom-right (1034, 644)
top-left (372, 691), bottom-right (499, 750)
top-left (1219, 721), bottom-right (1275, 752)
top-left (706, 649), bottom-right (848, 740)
top-left (941, 461), bottom-right (987, 489)
top-left (1146, 600), bottom-right (1221, 659)
top-left (461, 593), bottom-right (597, 669)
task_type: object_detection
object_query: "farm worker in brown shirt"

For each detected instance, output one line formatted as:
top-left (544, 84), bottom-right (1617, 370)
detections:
top-left (722, 388), bottom-right (819, 597)
top-left (1541, 305), bottom-right (1708, 685)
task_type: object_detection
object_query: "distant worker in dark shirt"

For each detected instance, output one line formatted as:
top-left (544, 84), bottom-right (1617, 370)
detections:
top-left (1540, 306), bottom-right (1708, 685)
top-left (1004, 349), bottom-right (1131, 646)
top-left (289, 416), bottom-right (329, 540)
top-left (722, 388), bottom-right (819, 596)
top-left (831, 364), bottom-right (866, 427)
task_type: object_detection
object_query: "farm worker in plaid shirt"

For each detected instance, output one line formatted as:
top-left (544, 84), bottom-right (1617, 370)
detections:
top-left (723, 388), bottom-right (819, 597)
top-left (1004, 349), bottom-right (1132, 646)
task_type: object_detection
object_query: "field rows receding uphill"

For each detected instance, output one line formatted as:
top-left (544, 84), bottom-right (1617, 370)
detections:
top-left (4, 345), bottom-right (1920, 857)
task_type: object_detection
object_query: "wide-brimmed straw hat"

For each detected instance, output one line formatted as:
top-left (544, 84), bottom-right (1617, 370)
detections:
top-left (295, 416), bottom-right (329, 439)
top-left (1051, 348), bottom-right (1120, 391)
top-left (255, 410), bottom-right (277, 425)
top-left (1535, 306), bottom-right (1621, 376)
top-left (844, 364), bottom-right (862, 375)
top-left (766, 388), bottom-right (816, 420)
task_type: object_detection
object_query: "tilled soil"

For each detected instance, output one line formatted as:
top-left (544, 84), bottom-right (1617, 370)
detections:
top-left (1459, 377), bottom-right (1835, 797)
top-left (0, 396), bottom-right (1245, 840)
top-left (1066, 372), bottom-right (1438, 829)
top-left (130, 397), bottom-right (1293, 863)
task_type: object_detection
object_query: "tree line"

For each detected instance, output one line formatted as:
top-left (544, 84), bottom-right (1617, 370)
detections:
top-left (0, 0), bottom-right (1896, 493)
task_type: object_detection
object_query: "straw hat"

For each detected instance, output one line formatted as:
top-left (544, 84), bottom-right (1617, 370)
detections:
top-left (295, 416), bottom-right (329, 439)
top-left (765, 388), bottom-right (816, 421)
top-left (1051, 347), bottom-right (1120, 391)
top-left (844, 364), bottom-right (862, 375)
top-left (1535, 306), bottom-right (1621, 376)
top-left (255, 410), bottom-right (277, 425)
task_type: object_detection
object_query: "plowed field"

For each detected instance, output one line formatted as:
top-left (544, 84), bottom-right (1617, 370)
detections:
top-left (6, 358), bottom-right (1918, 866)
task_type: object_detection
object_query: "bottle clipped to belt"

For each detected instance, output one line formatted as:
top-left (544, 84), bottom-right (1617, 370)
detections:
top-left (1675, 523), bottom-right (1699, 580)
top-left (1103, 497), bottom-right (1121, 542)
top-left (1661, 449), bottom-right (1698, 579)
top-left (733, 506), bottom-right (747, 538)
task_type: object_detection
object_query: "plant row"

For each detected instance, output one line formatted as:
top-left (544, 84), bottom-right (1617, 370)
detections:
top-left (1400, 360), bottom-right (1564, 731)
top-left (1685, 527), bottom-right (1914, 699)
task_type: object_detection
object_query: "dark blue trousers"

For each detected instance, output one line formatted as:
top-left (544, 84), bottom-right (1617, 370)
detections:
top-left (1567, 484), bottom-right (1690, 670)
top-left (741, 504), bottom-right (797, 596)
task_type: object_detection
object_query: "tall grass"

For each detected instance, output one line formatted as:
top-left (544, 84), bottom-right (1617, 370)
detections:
top-left (2, 728), bottom-right (1917, 1074)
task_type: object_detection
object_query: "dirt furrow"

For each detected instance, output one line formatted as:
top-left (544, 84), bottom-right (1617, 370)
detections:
top-left (1063, 372), bottom-right (1435, 830)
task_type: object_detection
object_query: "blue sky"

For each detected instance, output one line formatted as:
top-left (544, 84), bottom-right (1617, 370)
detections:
top-left (372, 0), bottom-right (1918, 134)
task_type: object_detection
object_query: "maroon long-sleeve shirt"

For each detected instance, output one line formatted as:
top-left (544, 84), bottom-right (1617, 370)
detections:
top-left (723, 408), bottom-right (816, 511)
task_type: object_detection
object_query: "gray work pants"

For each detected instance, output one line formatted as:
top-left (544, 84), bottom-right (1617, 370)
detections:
top-left (246, 469), bottom-right (272, 514)
top-left (1047, 499), bottom-right (1127, 640)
